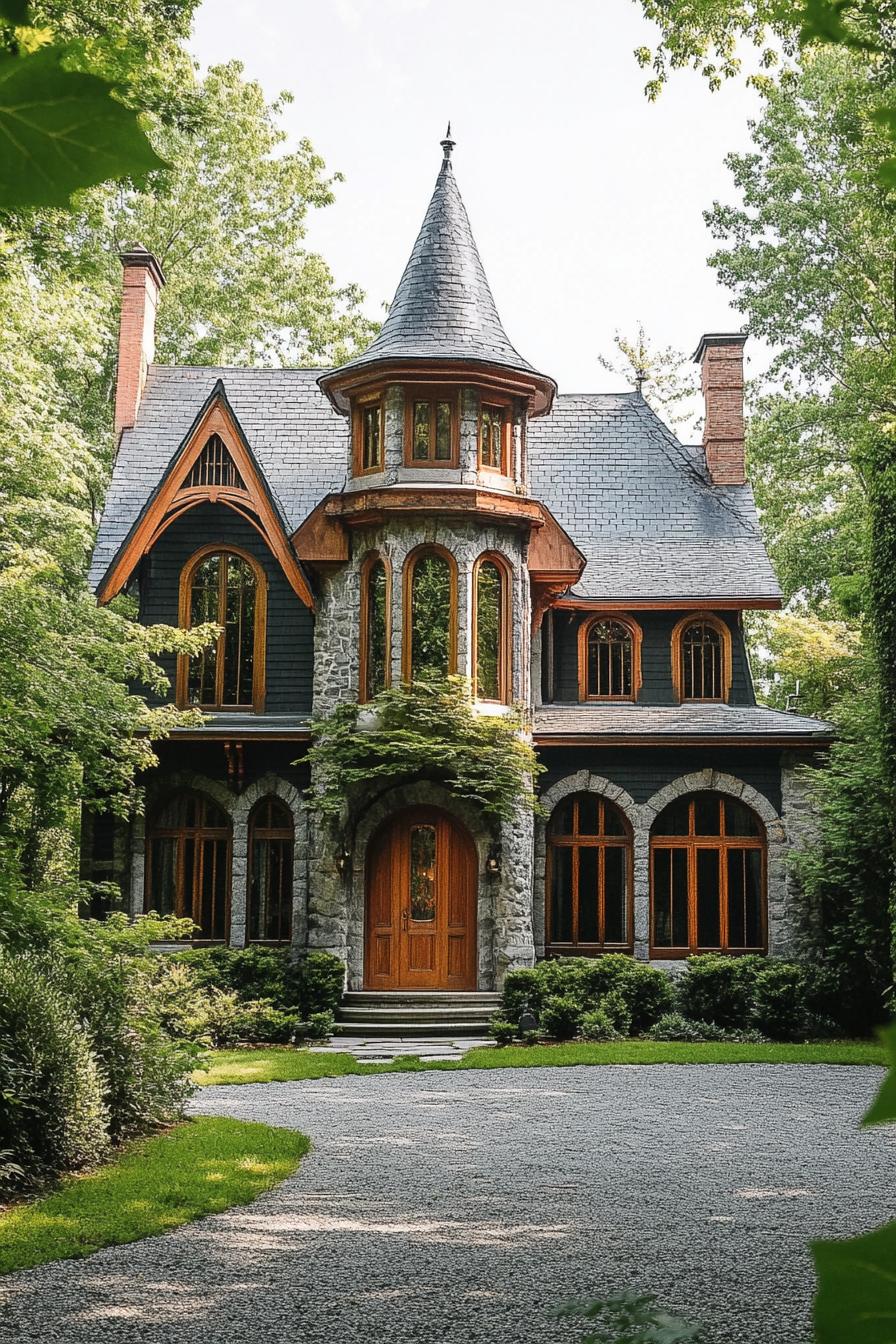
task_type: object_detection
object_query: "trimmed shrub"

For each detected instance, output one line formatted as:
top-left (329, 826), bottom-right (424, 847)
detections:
top-left (171, 946), bottom-right (291, 1004)
top-left (489, 1017), bottom-right (517, 1046)
top-left (646, 1012), bottom-right (729, 1043)
top-left (615, 962), bottom-right (674, 1032)
top-left (676, 954), bottom-right (766, 1028)
top-left (501, 958), bottom-right (672, 1034)
top-left (296, 951), bottom-right (345, 1019)
top-left (540, 994), bottom-right (584, 1041)
top-left (601, 988), bottom-right (633, 1036)
top-left (580, 1008), bottom-right (619, 1042)
top-left (752, 963), bottom-right (810, 1040)
top-left (502, 968), bottom-right (543, 1023)
top-left (0, 951), bottom-right (109, 1189)
top-left (305, 1010), bottom-right (335, 1040)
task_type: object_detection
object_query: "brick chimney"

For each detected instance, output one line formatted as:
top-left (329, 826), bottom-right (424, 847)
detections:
top-left (693, 332), bottom-right (747, 485)
top-left (114, 245), bottom-right (165, 438)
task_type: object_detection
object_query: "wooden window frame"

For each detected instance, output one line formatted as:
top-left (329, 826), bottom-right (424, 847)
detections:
top-left (247, 797), bottom-right (294, 945)
top-left (577, 614), bottom-right (642, 702)
top-left (145, 790), bottom-right (232, 944)
top-left (671, 612), bottom-right (732, 703)
top-left (352, 393), bottom-right (385, 477)
top-left (546, 794), bottom-right (634, 954)
top-left (358, 550), bottom-right (392, 703)
top-left (401, 544), bottom-right (458, 683)
top-left (649, 793), bottom-right (767, 958)
top-left (403, 387), bottom-right (460, 468)
top-left (477, 394), bottom-right (513, 474)
top-left (472, 551), bottom-right (512, 704)
top-left (176, 543), bottom-right (267, 713)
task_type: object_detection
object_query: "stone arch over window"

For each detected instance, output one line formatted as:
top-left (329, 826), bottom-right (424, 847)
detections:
top-left (145, 789), bottom-right (232, 942)
top-left (230, 774), bottom-right (308, 951)
top-left (534, 773), bottom-right (639, 958)
top-left (671, 613), bottom-right (732, 703)
top-left (578, 614), bottom-right (642, 701)
top-left (247, 797), bottom-right (294, 944)
top-left (546, 792), bottom-right (634, 952)
top-left (176, 544), bottom-right (267, 712)
top-left (402, 545), bottom-right (458, 682)
top-left (359, 551), bottom-right (392, 702)
top-left (472, 552), bottom-right (511, 703)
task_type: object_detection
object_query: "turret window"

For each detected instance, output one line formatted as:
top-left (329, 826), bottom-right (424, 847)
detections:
top-left (403, 547), bottom-right (457, 682)
top-left (473, 554), bottom-right (511, 703)
top-left (479, 403), bottom-right (508, 472)
top-left (404, 392), bottom-right (457, 466)
top-left (177, 546), bottom-right (266, 712)
top-left (360, 553), bottom-right (391, 702)
top-left (353, 396), bottom-right (383, 475)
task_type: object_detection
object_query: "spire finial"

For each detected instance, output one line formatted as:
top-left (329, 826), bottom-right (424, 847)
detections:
top-left (441, 121), bottom-right (455, 160)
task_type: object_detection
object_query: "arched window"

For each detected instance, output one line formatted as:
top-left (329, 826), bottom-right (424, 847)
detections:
top-left (579, 616), bottom-right (641, 701)
top-left (146, 791), bottom-right (231, 942)
top-left (473, 554), bottom-right (510, 703)
top-left (177, 547), bottom-right (266, 712)
top-left (673, 615), bottom-right (731, 702)
top-left (547, 793), bottom-right (632, 952)
top-left (360, 554), bottom-right (391, 702)
top-left (650, 791), bottom-right (766, 956)
top-left (248, 798), bottom-right (294, 943)
top-left (403, 547), bottom-right (457, 682)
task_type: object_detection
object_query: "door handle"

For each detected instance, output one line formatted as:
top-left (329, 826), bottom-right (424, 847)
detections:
top-left (401, 907), bottom-right (409, 927)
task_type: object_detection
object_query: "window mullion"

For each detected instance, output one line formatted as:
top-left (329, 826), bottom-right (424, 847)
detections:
top-left (215, 555), bottom-right (227, 708)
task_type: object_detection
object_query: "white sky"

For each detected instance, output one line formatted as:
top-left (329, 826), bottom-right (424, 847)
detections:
top-left (190, 0), bottom-right (763, 406)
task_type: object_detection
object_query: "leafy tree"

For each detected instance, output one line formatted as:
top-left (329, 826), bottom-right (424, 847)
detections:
top-left (598, 323), bottom-right (700, 430)
top-left (748, 610), bottom-right (862, 715)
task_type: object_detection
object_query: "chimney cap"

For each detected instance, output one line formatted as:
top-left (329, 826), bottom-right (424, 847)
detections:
top-left (692, 331), bottom-right (746, 363)
top-left (119, 243), bottom-right (165, 290)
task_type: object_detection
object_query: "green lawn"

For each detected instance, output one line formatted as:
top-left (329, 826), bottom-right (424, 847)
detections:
top-left (0, 1117), bottom-right (309, 1276)
top-left (195, 1038), bottom-right (886, 1086)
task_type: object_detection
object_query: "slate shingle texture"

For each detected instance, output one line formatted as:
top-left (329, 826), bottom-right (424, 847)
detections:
top-left (526, 393), bottom-right (781, 602)
top-left (89, 372), bottom-right (782, 605)
top-left (325, 152), bottom-right (547, 380)
top-left (534, 703), bottom-right (833, 740)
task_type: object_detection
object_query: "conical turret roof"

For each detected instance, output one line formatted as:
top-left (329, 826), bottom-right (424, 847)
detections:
top-left (320, 133), bottom-right (555, 412)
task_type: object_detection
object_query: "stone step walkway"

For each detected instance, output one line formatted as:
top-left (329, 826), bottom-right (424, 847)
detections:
top-left (308, 1035), bottom-right (494, 1062)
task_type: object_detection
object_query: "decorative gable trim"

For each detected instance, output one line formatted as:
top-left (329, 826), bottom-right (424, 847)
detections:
top-left (96, 382), bottom-right (314, 609)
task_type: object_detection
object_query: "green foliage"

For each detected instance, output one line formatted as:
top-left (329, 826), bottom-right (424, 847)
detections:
top-left (540, 994), bottom-right (585, 1041)
top-left (794, 685), bottom-right (894, 1032)
top-left (751, 962), bottom-right (810, 1039)
top-left (488, 1017), bottom-right (517, 1046)
top-left (307, 677), bottom-right (541, 830)
top-left (557, 1291), bottom-right (703, 1343)
top-left (676, 954), bottom-right (766, 1028)
top-left (862, 1024), bottom-right (896, 1126)
top-left (305, 1011), bottom-right (336, 1041)
top-left (646, 1012), bottom-right (766, 1044)
top-left (580, 1008), bottom-right (621, 1043)
top-left (170, 945), bottom-right (291, 1003)
top-left (294, 950), bottom-right (345, 1019)
top-left (0, 948), bottom-right (109, 1190)
top-left (501, 957), bottom-right (673, 1038)
top-left (0, 46), bottom-right (165, 209)
top-left (597, 323), bottom-right (699, 429)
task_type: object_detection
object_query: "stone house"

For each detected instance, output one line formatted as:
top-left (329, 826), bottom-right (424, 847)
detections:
top-left (83, 132), bottom-right (831, 1031)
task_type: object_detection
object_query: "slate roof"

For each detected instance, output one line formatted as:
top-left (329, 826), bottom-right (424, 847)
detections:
top-left (89, 372), bottom-right (781, 605)
top-left (534, 704), bottom-right (833, 741)
top-left (323, 145), bottom-right (550, 386)
top-left (89, 366), bottom-right (349, 591)
top-left (526, 393), bottom-right (781, 602)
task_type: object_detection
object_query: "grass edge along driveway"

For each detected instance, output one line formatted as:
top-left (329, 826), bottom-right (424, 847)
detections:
top-left (0, 1116), bottom-right (309, 1276)
top-left (195, 1038), bottom-right (886, 1087)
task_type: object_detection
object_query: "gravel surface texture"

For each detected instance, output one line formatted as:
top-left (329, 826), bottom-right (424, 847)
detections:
top-left (0, 1065), bottom-right (893, 1344)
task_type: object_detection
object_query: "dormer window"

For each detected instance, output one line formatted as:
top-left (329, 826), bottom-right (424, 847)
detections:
top-left (353, 395), bottom-right (383, 475)
top-left (404, 391), bottom-right (458, 466)
top-left (479, 402), bottom-right (508, 472)
top-left (672, 614), bottom-right (732, 703)
top-left (578, 616), bottom-right (642, 702)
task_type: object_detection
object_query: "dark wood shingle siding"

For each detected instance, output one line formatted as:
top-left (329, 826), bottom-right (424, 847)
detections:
top-left (139, 502), bottom-right (314, 713)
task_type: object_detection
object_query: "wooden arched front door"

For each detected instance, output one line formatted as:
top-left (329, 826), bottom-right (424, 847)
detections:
top-left (364, 806), bottom-right (477, 990)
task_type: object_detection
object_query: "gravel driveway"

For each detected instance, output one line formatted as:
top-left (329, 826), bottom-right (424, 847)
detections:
top-left (0, 1065), bottom-right (893, 1343)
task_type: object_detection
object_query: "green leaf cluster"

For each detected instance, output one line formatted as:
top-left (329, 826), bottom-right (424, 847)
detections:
top-left (306, 678), bottom-right (542, 832)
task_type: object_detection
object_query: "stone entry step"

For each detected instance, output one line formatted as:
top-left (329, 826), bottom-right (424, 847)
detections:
top-left (337, 990), bottom-right (501, 1038)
